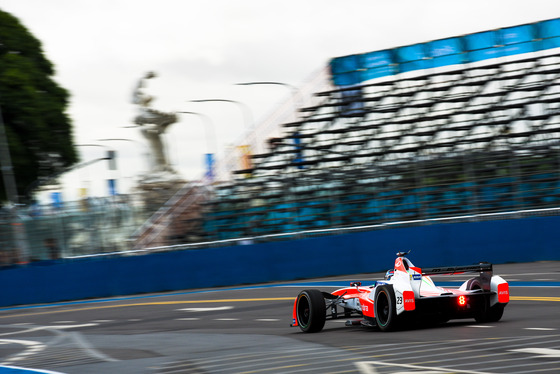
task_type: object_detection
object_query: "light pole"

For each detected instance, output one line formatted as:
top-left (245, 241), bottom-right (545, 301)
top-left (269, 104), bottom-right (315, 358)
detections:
top-left (177, 112), bottom-right (217, 154)
top-left (0, 103), bottom-right (18, 205)
top-left (189, 99), bottom-right (254, 131)
top-left (76, 143), bottom-right (117, 196)
top-left (188, 99), bottom-right (256, 178)
top-left (235, 82), bottom-right (304, 230)
top-left (235, 81), bottom-right (301, 120)
top-left (97, 138), bottom-right (149, 171)
top-left (178, 111), bottom-right (218, 181)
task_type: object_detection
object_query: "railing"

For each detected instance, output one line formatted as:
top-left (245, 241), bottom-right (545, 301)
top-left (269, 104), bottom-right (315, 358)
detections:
top-left (0, 195), bottom-right (146, 266)
top-left (114, 205), bottom-right (560, 254)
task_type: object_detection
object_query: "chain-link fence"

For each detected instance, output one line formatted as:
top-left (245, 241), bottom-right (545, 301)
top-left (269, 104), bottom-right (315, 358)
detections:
top-left (0, 194), bottom-right (147, 267)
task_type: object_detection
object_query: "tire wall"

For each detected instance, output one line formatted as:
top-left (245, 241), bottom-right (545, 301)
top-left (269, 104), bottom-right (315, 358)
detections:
top-left (0, 215), bottom-right (558, 307)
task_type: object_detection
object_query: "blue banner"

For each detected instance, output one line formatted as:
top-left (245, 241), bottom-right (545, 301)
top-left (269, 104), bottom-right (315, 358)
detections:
top-left (51, 192), bottom-right (63, 209)
top-left (539, 18), bottom-right (560, 38)
top-left (361, 50), bottom-right (393, 69)
top-left (332, 71), bottom-right (363, 86)
top-left (361, 65), bottom-right (395, 81)
top-left (464, 30), bottom-right (501, 62)
top-left (330, 17), bottom-right (560, 87)
top-left (428, 37), bottom-right (464, 68)
top-left (396, 43), bottom-right (428, 73)
top-left (537, 18), bottom-right (560, 49)
top-left (501, 25), bottom-right (533, 45)
top-left (108, 179), bottom-right (117, 196)
top-left (204, 153), bottom-right (215, 180)
top-left (293, 133), bottom-right (304, 169)
top-left (330, 54), bottom-right (361, 74)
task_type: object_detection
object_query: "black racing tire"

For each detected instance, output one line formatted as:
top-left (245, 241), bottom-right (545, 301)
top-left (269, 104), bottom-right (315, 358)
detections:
top-left (465, 278), bottom-right (482, 291)
top-left (296, 289), bottom-right (326, 333)
top-left (475, 303), bottom-right (505, 323)
top-left (374, 285), bottom-right (397, 332)
top-left (467, 278), bottom-right (505, 323)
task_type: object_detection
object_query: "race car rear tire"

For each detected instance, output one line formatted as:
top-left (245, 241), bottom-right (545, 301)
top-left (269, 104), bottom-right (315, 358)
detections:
top-left (475, 303), bottom-right (505, 323)
top-left (465, 278), bottom-right (483, 291)
top-left (374, 285), bottom-right (397, 332)
top-left (467, 280), bottom-right (505, 323)
top-left (296, 289), bottom-right (326, 333)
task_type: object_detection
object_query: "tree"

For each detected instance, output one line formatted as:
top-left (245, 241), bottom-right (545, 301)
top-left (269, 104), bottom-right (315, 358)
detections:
top-left (0, 9), bottom-right (77, 203)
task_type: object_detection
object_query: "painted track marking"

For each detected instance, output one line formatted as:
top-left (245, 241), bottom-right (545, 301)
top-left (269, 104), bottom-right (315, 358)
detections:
top-left (0, 338), bottom-right (45, 365)
top-left (0, 296), bottom-right (557, 321)
top-left (510, 347), bottom-right (560, 358)
top-left (0, 298), bottom-right (294, 319)
top-left (177, 306), bottom-right (234, 312)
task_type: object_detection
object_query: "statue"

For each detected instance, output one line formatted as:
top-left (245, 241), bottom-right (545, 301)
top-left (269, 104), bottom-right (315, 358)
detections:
top-left (132, 72), bottom-right (178, 173)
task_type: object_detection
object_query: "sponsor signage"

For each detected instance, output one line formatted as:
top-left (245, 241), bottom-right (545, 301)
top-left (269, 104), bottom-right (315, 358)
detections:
top-left (330, 18), bottom-right (560, 86)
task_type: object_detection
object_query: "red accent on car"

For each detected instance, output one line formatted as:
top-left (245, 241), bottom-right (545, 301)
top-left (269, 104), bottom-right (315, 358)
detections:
top-left (458, 295), bottom-right (467, 306)
top-left (394, 258), bottom-right (407, 273)
top-left (497, 283), bottom-right (509, 303)
top-left (359, 293), bottom-right (375, 317)
top-left (291, 297), bottom-right (299, 327)
top-left (403, 290), bottom-right (415, 311)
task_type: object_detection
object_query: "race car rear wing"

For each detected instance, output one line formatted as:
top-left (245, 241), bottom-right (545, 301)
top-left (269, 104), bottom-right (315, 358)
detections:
top-left (421, 263), bottom-right (492, 276)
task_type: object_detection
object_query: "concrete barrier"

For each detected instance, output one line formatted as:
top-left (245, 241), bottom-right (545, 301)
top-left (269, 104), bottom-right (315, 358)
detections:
top-left (1, 215), bottom-right (558, 308)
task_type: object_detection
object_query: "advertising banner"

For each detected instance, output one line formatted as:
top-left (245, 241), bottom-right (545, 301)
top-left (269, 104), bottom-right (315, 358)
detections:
top-left (108, 179), bottom-right (117, 196)
top-left (428, 37), bottom-right (464, 68)
top-left (330, 17), bottom-right (560, 88)
top-left (204, 153), bottom-right (215, 181)
top-left (51, 191), bottom-right (63, 209)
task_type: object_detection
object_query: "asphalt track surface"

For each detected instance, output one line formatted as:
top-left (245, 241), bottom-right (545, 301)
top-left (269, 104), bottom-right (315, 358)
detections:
top-left (0, 262), bottom-right (559, 373)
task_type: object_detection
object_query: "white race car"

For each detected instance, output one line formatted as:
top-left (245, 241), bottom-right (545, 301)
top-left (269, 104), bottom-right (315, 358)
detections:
top-left (291, 251), bottom-right (509, 332)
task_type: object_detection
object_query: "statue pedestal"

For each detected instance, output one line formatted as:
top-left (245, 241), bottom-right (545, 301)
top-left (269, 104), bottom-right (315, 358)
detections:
top-left (134, 172), bottom-right (186, 215)
top-left (131, 173), bottom-right (209, 249)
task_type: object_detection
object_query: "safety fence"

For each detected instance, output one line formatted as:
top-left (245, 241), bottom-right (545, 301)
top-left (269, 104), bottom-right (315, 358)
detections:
top-left (0, 195), bottom-right (146, 266)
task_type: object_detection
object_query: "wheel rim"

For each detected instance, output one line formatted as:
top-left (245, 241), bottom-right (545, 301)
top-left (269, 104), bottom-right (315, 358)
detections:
top-left (297, 294), bottom-right (311, 327)
top-left (376, 291), bottom-right (389, 326)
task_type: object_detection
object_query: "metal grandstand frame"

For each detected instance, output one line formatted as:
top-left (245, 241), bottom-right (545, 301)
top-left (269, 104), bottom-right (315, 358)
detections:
top-left (203, 50), bottom-right (560, 241)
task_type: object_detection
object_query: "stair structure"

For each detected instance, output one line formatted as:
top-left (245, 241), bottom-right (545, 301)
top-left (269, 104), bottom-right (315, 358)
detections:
top-left (131, 181), bottom-right (212, 250)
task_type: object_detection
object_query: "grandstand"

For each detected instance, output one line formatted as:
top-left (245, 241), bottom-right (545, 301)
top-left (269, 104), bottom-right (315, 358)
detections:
top-left (202, 18), bottom-right (560, 242)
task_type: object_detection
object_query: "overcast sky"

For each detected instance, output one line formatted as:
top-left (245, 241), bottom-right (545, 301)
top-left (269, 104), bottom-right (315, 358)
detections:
top-left (2, 0), bottom-right (559, 200)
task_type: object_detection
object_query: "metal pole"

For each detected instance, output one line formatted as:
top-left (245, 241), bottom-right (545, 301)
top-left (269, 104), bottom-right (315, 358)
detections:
top-left (189, 99), bottom-right (254, 131)
top-left (235, 81), bottom-right (301, 120)
top-left (0, 104), bottom-right (18, 204)
top-left (189, 98), bottom-right (256, 179)
top-left (0, 103), bottom-right (29, 263)
top-left (177, 112), bottom-right (218, 154)
top-left (97, 138), bottom-right (150, 171)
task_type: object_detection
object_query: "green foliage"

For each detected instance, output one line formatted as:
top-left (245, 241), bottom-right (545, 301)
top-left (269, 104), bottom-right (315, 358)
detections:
top-left (0, 9), bottom-right (77, 202)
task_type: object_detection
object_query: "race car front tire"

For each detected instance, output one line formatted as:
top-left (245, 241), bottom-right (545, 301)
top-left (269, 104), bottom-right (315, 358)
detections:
top-left (296, 289), bottom-right (326, 333)
top-left (374, 285), bottom-right (397, 332)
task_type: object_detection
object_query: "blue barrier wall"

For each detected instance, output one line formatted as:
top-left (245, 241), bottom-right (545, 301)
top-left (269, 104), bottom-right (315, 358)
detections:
top-left (1, 215), bottom-right (559, 308)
